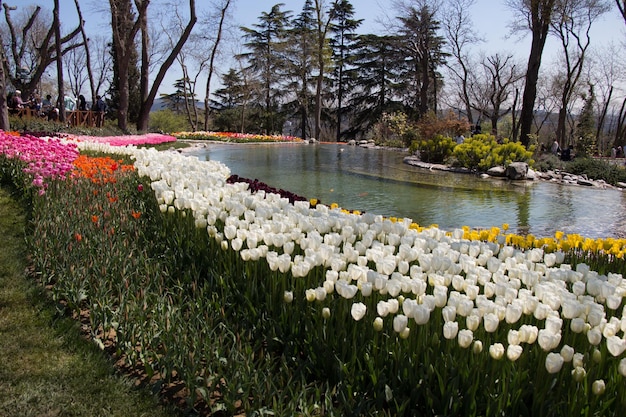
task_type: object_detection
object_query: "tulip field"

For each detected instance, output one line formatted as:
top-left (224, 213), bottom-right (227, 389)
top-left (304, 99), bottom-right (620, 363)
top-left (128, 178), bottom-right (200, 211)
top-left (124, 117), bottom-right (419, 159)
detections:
top-left (2, 130), bottom-right (626, 416)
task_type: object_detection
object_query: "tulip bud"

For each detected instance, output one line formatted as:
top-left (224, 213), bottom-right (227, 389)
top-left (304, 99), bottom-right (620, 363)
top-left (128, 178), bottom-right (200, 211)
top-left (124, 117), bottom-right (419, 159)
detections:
top-left (619, 358), bottom-right (626, 377)
top-left (373, 317), bottom-right (384, 332)
top-left (472, 340), bottom-right (483, 354)
top-left (399, 327), bottom-right (410, 339)
top-left (571, 366), bottom-right (586, 382)
top-left (592, 380), bottom-right (605, 396)
top-left (592, 348), bottom-right (602, 364)
top-left (322, 307), bottom-right (331, 319)
top-left (283, 291), bottom-right (294, 303)
top-left (305, 289), bottom-right (316, 302)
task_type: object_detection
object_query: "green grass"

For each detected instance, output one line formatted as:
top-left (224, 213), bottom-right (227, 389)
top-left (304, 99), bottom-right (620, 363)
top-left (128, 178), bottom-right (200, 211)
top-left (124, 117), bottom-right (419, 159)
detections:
top-left (0, 186), bottom-right (181, 417)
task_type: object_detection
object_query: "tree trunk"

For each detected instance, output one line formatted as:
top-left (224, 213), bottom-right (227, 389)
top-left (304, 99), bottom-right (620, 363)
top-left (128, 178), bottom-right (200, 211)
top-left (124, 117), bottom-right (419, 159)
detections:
top-left (519, 1), bottom-right (554, 147)
top-left (73, 0), bottom-right (96, 106)
top-left (0, 1), bottom-right (9, 130)
top-left (136, 0), bottom-right (196, 132)
top-left (54, 0), bottom-right (65, 123)
top-left (203, 0), bottom-right (230, 131)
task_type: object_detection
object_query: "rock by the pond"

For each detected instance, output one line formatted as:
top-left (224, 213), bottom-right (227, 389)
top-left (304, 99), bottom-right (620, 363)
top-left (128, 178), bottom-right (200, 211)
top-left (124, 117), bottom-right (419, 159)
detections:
top-left (505, 162), bottom-right (528, 180)
top-left (487, 166), bottom-right (506, 177)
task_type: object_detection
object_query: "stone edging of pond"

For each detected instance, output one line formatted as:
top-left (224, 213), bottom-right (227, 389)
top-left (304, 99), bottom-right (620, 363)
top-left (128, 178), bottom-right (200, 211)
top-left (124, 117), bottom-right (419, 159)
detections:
top-left (403, 155), bottom-right (626, 191)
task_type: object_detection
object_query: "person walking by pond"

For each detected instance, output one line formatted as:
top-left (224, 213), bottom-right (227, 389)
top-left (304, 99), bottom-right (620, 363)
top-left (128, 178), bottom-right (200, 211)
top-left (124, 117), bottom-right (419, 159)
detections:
top-left (78, 94), bottom-right (87, 111)
top-left (94, 95), bottom-right (106, 127)
top-left (551, 139), bottom-right (560, 156)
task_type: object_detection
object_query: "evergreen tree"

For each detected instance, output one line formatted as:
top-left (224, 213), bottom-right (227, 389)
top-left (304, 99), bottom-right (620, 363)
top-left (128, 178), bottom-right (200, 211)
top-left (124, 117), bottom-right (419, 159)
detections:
top-left (239, 4), bottom-right (292, 134)
top-left (284, 0), bottom-right (316, 139)
top-left (328, 0), bottom-right (362, 141)
top-left (108, 37), bottom-right (141, 125)
top-left (346, 34), bottom-right (405, 137)
top-left (396, 4), bottom-right (448, 120)
top-left (575, 83), bottom-right (597, 157)
top-left (159, 78), bottom-right (195, 114)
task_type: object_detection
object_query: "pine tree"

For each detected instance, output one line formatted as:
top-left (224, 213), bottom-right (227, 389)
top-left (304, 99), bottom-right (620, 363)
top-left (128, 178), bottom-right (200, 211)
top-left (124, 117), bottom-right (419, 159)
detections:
top-left (575, 84), bottom-right (597, 157)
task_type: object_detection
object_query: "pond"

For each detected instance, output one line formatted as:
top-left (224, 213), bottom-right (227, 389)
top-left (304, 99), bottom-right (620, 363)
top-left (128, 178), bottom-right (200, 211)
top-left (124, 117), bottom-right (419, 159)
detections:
top-left (186, 143), bottom-right (626, 239)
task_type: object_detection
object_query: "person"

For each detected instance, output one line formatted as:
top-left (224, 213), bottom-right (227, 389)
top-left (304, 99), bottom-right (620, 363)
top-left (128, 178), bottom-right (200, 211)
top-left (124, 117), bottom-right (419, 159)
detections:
top-left (10, 90), bottom-right (27, 109)
top-left (64, 95), bottom-right (76, 111)
top-left (78, 94), bottom-right (87, 111)
top-left (560, 145), bottom-right (573, 161)
top-left (454, 134), bottom-right (465, 145)
top-left (551, 139), bottom-right (560, 156)
top-left (611, 147), bottom-right (617, 158)
top-left (41, 94), bottom-right (53, 113)
top-left (93, 95), bottom-right (106, 127)
top-left (94, 95), bottom-right (106, 112)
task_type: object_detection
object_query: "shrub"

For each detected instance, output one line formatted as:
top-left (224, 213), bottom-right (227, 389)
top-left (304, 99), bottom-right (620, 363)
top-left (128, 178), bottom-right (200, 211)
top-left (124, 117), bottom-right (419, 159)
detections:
top-left (453, 134), bottom-right (534, 172)
top-left (416, 110), bottom-right (470, 141)
top-left (414, 134), bottom-right (456, 163)
top-left (565, 157), bottom-right (626, 185)
top-left (148, 109), bottom-right (192, 134)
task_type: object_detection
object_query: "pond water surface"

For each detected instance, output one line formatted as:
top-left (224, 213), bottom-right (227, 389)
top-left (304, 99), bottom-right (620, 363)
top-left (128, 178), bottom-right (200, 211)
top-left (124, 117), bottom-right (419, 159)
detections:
top-left (186, 143), bottom-right (626, 239)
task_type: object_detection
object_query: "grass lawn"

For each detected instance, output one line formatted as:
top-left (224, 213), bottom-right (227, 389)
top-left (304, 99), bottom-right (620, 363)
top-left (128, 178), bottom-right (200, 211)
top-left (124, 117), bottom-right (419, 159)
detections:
top-left (0, 186), bottom-right (181, 417)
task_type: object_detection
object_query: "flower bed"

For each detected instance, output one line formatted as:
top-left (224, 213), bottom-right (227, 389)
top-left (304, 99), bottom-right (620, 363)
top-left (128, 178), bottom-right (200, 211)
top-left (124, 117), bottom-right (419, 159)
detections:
top-left (2, 130), bottom-right (626, 415)
top-left (172, 130), bottom-right (304, 143)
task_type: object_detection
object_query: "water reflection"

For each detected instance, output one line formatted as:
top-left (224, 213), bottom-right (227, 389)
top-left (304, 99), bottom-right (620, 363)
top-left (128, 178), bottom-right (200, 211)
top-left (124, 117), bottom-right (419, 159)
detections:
top-left (187, 143), bottom-right (626, 238)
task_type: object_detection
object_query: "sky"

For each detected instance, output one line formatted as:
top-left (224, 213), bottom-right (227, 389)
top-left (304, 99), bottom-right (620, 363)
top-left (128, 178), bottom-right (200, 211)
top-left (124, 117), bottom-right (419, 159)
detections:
top-left (16, 0), bottom-right (626, 96)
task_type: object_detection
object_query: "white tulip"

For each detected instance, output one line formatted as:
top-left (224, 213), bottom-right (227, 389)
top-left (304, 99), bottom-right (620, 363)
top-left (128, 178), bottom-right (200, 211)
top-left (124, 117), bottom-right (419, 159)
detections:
top-left (305, 289), bottom-right (316, 302)
top-left (442, 306), bottom-right (456, 322)
top-left (322, 307), bottom-right (331, 319)
top-left (570, 317), bottom-right (586, 334)
top-left (472, 340), bottom-right (483, 354)
top-left (443, 321), bottom-right (459, 340)
top-left (560, 345), bottom-right (574, 362)
top-left (545, 352), bottom-right (564, 374)
top-left (351, 302), bottom-right (367, 321)
top-left (587, 328), bottom-right (602, 346)
top-left (505, 303), bottom-right (523, 324)
top-left (507, 344), bottom-right (523, 361)
top-left (606, 335), bottom-right (626, 357)
top-left (489, 343), bottom-right (504, 360)
top-left (466, 314), bottom-right (480, 331)
top-left (619, 358), bottom-right (626, 377)
top-left (413, 305), bottom-right (430, 325)
top-left (483, 313), bottom-right (499, 333)
top-left (393, 314), bottom-right (408, 333)
top-left (507, 330), bottom-right (520, 346)
top-left (284, 291), bottom-right (294, 303)
top-left (573, 352), bottom-right (584, 368)
top-left (458, 329), bottom-right (473, 348)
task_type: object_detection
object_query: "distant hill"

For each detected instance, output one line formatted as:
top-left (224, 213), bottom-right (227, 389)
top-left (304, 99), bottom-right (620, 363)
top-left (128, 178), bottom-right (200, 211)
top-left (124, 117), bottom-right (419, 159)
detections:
top-left (150, 97), bottom-right (206, 112)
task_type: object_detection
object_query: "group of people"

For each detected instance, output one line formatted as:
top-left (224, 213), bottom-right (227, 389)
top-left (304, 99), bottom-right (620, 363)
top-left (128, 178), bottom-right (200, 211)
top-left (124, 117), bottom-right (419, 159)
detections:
top-left (8, 89), bottom-right (106, 122)
top-left (610, 146), bottom-right (623, 159)
top-left (550, 139), bottom-right (574, 161)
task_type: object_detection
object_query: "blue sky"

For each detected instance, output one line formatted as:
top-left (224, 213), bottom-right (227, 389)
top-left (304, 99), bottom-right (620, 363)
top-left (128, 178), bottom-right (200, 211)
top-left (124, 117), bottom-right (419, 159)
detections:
top-left (17, 0), bottom-right (626, 95)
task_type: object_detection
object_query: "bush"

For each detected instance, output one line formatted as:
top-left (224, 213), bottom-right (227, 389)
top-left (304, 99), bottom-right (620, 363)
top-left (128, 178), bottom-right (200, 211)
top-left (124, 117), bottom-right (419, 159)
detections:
top-left (452, 134), bottom-right (534, 172)
top-left (148, 109), bottom-right (192, 134)
top-left (413, 134), bottom-right (456, 163)
top-left (565, 157), bottom-right (626, 185)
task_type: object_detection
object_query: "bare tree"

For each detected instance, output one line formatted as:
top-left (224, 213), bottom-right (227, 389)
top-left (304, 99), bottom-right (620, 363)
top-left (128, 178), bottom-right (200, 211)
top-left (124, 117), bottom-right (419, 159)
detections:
top-left (63, 46), bottom-right (88, 98)
top-left (617, 0), bottom-right (626, 22)
top-left (470, 53), bottom-right (524, 137)
top-left (507, 0), bottom-right (558, 147)
top-left (550, 0), bottom-right (610, 147)
top-left (2, 3), bottom-right (83, 100)
top-left (0, 0), bottom-right (9, 130)
top-left (441, 0), bottom-right (482, 125)
top-left (135, 0), bottom-right (197, 132)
